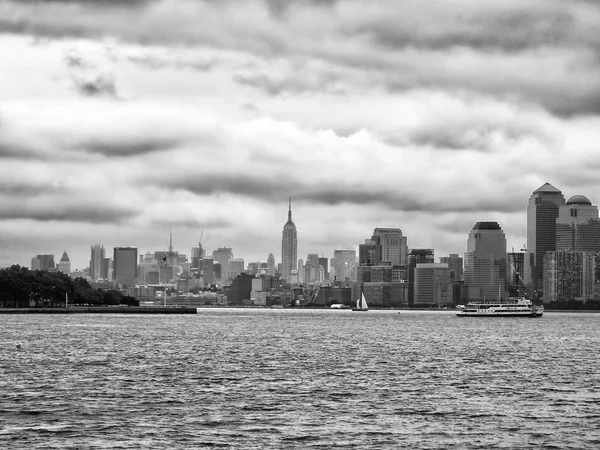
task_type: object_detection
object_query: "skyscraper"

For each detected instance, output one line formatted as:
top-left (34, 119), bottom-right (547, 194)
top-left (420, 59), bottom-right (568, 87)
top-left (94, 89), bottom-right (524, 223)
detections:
top-left (464, 222), bottom-right (507, 301)
top-left (439, 254), bottom-right (463, 282)
top-left (281, 198), bottom-right (298, 283)
top-left (544, 250), bottom-right (595, 303)
top-left (213, 247), bottom-right (233, 284)
top-left (371, 228), bottom-right (407, 265)
top-left (556, 195), bottom-right (600, 253)
top-left (90, 244), bottom-right (105, 281)
top-left (525, 182), bottom-right (565, 296)
top-left (267, 253), bottom-right (275, 277)
top-left (407, 249), bottom-right (434, 305)
top-left (113, 247), bottom-right (138, 287)
top-left (58, 251), bottom-right (71, 274)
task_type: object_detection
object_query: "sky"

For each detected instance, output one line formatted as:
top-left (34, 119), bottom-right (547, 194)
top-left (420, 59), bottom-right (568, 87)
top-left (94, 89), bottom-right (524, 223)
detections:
top-left (1, 0), bottom-right (600, 271)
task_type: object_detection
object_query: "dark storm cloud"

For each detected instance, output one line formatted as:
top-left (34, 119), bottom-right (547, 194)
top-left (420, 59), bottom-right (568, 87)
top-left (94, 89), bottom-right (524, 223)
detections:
top-left (264, 0), bottom-right (338, 18)
top-left (156, 173), bottom-right (298, 199)
top-left (82, 136), bottom-right (183, 156)
top-left (152, 217), bottom-right (233, 229)
top-left (154, 173), bottom-right (523, 215)
top-left (0, 204), bottom-right (137, 224)
top-left (296, 187), bottom-right (523, 214)
top-left (350, 7), bottom-right (576, 53)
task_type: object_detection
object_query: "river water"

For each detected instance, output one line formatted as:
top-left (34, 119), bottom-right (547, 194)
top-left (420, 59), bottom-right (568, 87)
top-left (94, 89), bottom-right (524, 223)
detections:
top-left (1, 309), bottom-right (599, 449)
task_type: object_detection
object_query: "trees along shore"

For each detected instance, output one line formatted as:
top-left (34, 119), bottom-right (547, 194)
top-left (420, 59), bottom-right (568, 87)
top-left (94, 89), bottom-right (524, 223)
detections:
top-left (0, 265), bottom-right (138, 308)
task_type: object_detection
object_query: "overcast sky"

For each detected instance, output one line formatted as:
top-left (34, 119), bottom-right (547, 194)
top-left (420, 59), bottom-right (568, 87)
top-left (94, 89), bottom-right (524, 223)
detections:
top-left (1, 0), bottom-right (600, 271)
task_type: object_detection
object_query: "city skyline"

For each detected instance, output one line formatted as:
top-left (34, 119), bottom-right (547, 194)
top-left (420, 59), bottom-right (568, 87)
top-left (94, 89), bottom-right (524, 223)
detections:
top-left (1, 1), bottom-right (600, 271)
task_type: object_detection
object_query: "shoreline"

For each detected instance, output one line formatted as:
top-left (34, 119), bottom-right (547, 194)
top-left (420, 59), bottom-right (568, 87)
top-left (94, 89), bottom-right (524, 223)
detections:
top-left (0, 307), bottom-right (198, 314)
top-left (1, 306), bottom-right (599, 314)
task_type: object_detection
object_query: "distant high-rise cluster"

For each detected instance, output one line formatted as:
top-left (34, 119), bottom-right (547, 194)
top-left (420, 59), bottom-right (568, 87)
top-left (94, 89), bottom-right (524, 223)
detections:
top-left (20, 184), bottom-right (600, 306)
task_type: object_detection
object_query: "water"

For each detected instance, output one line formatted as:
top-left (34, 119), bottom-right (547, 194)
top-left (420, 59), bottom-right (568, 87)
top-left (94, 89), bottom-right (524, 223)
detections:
top-left (1, 309), bottom-right (599, 449)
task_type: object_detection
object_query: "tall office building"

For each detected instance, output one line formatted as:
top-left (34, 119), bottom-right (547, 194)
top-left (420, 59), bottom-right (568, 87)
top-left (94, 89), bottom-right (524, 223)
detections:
top-left (407, 249), bottom-right (434, 305)
top-left (297, 259), bottom-right (305, 284)
top-left (318, 257), bottom-right (329, 281)
top-left (507, 252), bottom-right (525, 296)
top-left (213, 248), bottom-right (233, 284)
top-left (267, 253), bottom-right (276, 277)
top-left (331, 250), bottom-right (357, 282)
top-left (414, 263), bottom-right (451, 306)
top-left (58, 251), bottom-right (71, 274)
top-left (33, 254), bottom-right (55, 271)
top-left (113, 247), bottom-right (138, 287)
top-left (543, 250), bottom-right (595, 303)
top-left (201, 258), bottom-right (215, 286)
top-left (439, 254), bottom-right (463, 281)
top-left (359, 239), bottom-right (382, 266)
top-left (229, 258), bottom-right (245, 279)
top-left (525, 183), bottom-right (565, 296)
top-left (305, 253), bottom-right (319, 283)
top-left (371, 228), bottom-right (407, 265)
top-left (90, 244), bottom-right (105, 281)
top-left (101, 257), bottom-right (112, 280)
top-left (556, 195), bottom-right (600, 253)
top-left (464, 222), bottom-right (507, 301)
top-left (281, 199), bottom-right (298, 283)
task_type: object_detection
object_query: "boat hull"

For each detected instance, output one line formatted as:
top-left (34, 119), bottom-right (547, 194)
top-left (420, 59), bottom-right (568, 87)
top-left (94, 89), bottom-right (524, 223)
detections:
top-left (456, 312), bottom-right (542, 317)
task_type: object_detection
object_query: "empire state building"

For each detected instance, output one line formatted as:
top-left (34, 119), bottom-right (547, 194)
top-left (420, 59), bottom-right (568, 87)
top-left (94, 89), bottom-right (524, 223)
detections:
top-left (281, 199), bottom-right (298, 283)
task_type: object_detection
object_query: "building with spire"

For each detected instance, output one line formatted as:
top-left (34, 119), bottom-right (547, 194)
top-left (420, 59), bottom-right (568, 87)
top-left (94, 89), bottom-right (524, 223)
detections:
top-left (58, 251), bottom-right (71, 274)
top-left (525, 182), bottom-right (565, 298)
top-left (281, 198), bottom-right (298, 283)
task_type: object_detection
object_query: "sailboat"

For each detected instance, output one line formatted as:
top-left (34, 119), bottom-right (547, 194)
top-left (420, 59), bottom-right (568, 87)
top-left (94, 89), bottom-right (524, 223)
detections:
top-left (352, 292), bottom-right (369, 311)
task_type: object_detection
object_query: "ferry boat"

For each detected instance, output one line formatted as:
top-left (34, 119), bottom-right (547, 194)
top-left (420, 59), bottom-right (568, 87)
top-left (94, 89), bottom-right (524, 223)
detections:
top-left (456, 297), bottom-right (543, 317)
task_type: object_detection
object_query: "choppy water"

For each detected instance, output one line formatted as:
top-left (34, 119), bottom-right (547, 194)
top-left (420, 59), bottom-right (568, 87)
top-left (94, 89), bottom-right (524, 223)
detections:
top-left (1, 309), bottom-right (599, 449)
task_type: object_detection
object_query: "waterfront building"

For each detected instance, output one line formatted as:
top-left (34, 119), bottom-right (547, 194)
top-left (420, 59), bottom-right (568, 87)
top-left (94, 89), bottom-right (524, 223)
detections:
top-left (464, 222), bottom-right (508, 301)
top-left (543, 250), bottom-right (595, 303)
top-left (414, 263), bottom-right (451, 306)
top-left (90, 244), bottom-right (105, 281)
top-left (555, 195), bottom-right (600, 253)
top-left (407, 249), bottom-right (434, 305)
top-left (113, 247), bottom-right (138, 287)
top-left (525, 182), bottom-right (565, 297)
top-left (281, 199), bottom-right (298, 283)
top-left (225, 273), bottom-right (254, 304)
top-left (507, 252), bottom-right (525, 297)
top-left (58, 251), bottom-right (71, 274)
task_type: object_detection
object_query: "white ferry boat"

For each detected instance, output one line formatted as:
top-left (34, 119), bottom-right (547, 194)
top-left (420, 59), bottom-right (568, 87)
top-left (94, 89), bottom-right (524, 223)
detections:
top-left (456, 297), bottom-right (543, 318)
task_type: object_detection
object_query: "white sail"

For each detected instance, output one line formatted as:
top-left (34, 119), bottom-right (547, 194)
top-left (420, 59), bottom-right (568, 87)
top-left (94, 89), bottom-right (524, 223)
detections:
top-left (355, 293), bottom-right (368, 311)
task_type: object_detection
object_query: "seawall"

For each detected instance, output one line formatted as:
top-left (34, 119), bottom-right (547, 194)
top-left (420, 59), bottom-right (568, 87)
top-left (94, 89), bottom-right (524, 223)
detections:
top-left (0, 307), bottom-right (198, 314)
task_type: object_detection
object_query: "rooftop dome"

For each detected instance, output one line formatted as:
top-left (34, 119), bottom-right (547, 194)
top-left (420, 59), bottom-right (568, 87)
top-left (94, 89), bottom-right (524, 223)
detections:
top-left (566, 194), bottom-right (592, 206)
